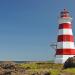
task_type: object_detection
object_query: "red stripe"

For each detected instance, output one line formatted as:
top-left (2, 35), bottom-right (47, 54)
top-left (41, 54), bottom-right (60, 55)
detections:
top-left (57, 35), bottom-right (74, 42)
top-left (61, 15), bottom-right (69, 18)
top-left (56, 49), bottom-right (75, 55)
top-left (59, 23), bottom-right (72, 29)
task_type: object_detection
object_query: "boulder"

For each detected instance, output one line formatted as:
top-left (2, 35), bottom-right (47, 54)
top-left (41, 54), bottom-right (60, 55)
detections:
top-left (63, 56), bottom-right (75, 69)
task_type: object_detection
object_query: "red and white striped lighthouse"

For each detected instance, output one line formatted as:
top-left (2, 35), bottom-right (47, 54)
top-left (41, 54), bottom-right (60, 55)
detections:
top-left (55, 9), bottom-right (75, 63)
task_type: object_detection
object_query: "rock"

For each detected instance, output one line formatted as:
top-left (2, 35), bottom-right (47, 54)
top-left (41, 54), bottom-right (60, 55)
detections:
top-left (1, 61), bottom-right (16, 69)
top-left (63, 56), bottom-right (75, 69)
top-left (0, 67), bottom-right (5, 75)
top-left (43, 72), bottom-right (51, 75)
top-left (31, 72), bottom-right (39, 75)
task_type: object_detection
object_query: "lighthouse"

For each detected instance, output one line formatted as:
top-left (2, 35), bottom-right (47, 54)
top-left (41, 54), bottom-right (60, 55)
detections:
top-left (55, 9), bottom-right (75, 63)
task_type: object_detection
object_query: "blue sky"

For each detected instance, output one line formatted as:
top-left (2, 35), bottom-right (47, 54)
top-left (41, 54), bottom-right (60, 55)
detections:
top-left (0, 0), bottom-right (75, 61)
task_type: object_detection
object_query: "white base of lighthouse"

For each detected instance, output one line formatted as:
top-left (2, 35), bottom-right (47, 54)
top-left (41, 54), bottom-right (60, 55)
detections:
top-left (55, 55), bottom-right (75, 64)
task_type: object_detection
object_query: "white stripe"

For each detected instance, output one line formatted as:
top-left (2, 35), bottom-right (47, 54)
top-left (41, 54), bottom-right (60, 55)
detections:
top-left (58, 29), bottom-right (73, 35)
top-left (57, 42), bottom-right (75, 49)
top-left (55, 55), bottom-right (75, 63)
top-left (59, 18), bottom-right (72, 24)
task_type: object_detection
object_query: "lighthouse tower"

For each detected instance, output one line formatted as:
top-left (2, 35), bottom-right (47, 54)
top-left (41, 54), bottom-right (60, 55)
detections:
top-left (55, 9), bottom-right (75, 63)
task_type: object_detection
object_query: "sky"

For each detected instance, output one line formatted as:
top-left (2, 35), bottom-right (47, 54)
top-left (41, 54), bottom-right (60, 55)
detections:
top-left (0, 0), bottom-right (75, 61)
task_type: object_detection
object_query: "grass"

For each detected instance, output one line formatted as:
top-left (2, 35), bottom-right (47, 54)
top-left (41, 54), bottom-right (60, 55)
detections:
top-left (19, 62), bottom-right (63, 69)
top-left (50, 69), bottom-right (60, 75)
top-left (19, 63), bottom-right (38, 69)
top-left (18, 62), bottom-right (75, 75)
top-left (63, 68), bottom-right (75, 73)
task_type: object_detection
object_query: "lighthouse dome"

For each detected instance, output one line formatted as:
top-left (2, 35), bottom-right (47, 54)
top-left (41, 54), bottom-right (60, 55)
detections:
top-left (60, 9), bottom-right (71, 18)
